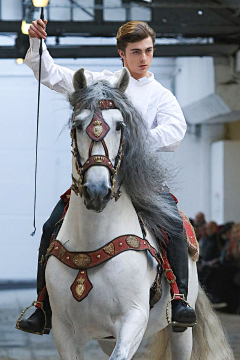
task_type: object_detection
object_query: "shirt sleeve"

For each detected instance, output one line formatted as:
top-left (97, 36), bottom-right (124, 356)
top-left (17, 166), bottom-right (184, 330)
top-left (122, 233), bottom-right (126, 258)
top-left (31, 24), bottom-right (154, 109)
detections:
top-left (24, 38), bottom-right (79, 94)
top-left (150, 89), bottom-right (187, 152)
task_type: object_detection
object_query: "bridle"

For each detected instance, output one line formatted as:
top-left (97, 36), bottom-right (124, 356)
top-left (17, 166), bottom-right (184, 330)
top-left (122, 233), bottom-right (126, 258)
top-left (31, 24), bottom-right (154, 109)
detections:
top-left (71, 99), bottom-right (125, 201)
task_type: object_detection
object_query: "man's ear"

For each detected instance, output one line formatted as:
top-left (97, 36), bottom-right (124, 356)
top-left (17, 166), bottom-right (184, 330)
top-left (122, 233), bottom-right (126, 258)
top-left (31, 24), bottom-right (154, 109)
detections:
top-left (118, 49), bottom-right (125, 60)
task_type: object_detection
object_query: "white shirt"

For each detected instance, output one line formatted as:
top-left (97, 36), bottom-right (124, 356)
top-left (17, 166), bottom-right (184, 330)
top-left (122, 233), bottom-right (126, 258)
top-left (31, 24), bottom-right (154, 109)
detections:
top-left (25, 38), bottom-right (187, 152)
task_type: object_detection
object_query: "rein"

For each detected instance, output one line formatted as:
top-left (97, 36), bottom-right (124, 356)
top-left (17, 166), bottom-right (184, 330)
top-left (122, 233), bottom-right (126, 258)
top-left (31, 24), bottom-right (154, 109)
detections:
top-left (31, 7), bottom-right (45, 236)
top-left (71, 99), bottom-right (125, 201)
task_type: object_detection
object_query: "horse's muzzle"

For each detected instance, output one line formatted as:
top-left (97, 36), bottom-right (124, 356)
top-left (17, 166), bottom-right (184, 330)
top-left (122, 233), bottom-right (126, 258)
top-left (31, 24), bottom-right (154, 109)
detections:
top-left (82, 183), bottom-right (112, 212)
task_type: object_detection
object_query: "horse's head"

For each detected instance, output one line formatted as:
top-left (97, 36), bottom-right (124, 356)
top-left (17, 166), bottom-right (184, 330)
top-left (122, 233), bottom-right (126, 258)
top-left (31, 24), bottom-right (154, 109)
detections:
top-left (70, 68), bottom-right (130, 212)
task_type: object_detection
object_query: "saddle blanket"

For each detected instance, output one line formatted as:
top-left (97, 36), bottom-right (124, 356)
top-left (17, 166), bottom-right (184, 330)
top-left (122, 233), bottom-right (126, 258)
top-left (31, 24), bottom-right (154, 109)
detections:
top-left (179, 210), bottom-right (199, 262)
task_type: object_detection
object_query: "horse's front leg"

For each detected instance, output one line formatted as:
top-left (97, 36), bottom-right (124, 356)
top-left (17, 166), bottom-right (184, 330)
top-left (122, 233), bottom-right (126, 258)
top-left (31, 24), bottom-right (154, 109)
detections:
top-left (109, 307), bottom-right (149, 360)
top-left (52, 315), bottom-right (85, 360)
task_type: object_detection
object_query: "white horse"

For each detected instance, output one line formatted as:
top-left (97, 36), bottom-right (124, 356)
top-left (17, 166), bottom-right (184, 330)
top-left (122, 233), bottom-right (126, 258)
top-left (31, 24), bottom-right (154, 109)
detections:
top-left (45, 68), bottom-right (234, 360)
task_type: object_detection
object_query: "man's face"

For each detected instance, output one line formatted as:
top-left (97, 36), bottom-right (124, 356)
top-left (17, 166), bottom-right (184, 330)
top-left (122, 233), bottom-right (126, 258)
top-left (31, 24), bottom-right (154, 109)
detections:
top-left (118, 36), bottom-right (154, 80)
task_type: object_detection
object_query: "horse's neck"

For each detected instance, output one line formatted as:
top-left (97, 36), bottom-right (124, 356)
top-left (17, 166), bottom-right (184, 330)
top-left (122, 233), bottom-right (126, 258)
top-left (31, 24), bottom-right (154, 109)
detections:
top-left (57, 186), bottom-right (143, 252)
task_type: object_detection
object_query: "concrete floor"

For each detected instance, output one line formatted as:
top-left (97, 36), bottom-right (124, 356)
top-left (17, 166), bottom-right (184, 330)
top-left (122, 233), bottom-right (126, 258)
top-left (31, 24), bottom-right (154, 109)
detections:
top-left (0, 288), bottom-right (239, 359)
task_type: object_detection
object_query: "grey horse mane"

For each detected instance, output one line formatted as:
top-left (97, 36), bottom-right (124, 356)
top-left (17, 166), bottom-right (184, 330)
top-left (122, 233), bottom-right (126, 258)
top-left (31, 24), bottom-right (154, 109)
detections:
top-left (68, 80), bottom-right (182, 247)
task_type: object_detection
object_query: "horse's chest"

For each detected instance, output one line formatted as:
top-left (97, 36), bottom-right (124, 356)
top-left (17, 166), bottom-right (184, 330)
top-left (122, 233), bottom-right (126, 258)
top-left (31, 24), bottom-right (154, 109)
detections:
top-left (46, 251), bottom-right (153, 313)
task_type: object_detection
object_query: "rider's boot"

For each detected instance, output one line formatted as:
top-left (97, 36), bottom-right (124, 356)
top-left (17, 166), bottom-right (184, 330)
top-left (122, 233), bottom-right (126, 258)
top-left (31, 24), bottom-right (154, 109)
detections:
top-left (17, 231), bottom-right (52, 334)
top-left (164, 193), bottom-right (197, 332)
top-left (18, 293), bottom-right (52, 335)
top-left (167, 228), bottom-right (197, 332)
top-left (17, 199), bottom-right (65, 335)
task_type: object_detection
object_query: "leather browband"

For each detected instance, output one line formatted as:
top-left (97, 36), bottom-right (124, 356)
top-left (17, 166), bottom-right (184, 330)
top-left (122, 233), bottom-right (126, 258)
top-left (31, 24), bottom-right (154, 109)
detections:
top-left (98, 100), bottom-right (117, 110)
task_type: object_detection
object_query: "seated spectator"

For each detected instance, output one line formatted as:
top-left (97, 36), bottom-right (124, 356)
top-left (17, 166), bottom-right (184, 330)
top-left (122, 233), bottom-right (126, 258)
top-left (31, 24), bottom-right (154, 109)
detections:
top-left (194, 212), bottom-right (206, 228)
top-left (221, 223), bottom-right (240, 313)
top-left (198, 221), bottom-right (226, 308)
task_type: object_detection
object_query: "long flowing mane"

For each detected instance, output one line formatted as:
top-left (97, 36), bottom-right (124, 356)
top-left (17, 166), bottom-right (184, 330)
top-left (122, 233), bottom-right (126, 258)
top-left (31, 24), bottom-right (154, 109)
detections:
top-left (68, 80), bottom-right (182, 246)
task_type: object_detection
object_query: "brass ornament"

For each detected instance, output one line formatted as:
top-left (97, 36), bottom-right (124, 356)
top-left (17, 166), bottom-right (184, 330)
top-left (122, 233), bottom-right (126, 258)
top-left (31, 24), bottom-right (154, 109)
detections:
top-left (73, 254), bottom-right (92, 269)
top-left (46, 242), bottom-right (55, 257)
top-left (94, 156), bottom-right (104, 163)
top-left (103, 243), bottom-right (115, 256)
top-left (126, 236), bottom-right (140, 248)
top-left (75, 277), bottom-right (86, 298)
top-left (78, 175), bottom-right (83, 197)
top-left (93, 120), bottom-right (103, 138)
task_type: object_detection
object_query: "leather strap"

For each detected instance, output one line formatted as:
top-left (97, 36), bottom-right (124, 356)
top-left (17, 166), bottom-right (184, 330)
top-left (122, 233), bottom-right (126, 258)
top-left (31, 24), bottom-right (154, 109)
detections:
top-left (98, 100), bottom-right (117, 109)
top-left (46, 232), bottom-right (181, 302)
top-left (46, 235), bottom-right (162, 302)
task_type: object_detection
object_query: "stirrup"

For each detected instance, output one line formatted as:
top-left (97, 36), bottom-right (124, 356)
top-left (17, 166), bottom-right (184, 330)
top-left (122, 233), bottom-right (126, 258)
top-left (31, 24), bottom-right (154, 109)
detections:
top-left (15, 300), bottom-right (47, 336)
top-left (166, 294), bottom-right (197, 329)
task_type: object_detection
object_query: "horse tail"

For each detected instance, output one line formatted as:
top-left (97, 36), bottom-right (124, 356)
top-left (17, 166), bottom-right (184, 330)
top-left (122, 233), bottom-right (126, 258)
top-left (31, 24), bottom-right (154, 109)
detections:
top-left (191, 285), bottom-right (234, 360)
top-left (133, 328), bottom-right (170, 360)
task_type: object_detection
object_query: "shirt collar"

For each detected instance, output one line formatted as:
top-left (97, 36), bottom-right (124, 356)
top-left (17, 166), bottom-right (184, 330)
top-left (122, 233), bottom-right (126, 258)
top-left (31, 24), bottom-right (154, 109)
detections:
top-left (130, 71), bottom-right (154, 85)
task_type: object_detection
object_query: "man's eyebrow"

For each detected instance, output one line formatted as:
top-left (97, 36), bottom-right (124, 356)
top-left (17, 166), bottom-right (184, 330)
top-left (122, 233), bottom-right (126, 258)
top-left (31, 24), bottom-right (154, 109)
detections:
top-left (130, 46), bottom-right (153, 51)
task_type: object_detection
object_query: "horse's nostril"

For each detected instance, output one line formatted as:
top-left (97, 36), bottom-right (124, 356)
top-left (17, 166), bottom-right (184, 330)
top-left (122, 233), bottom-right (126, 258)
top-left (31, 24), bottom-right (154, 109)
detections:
top-left (82, 184), bottom-right (112, 206)
top-left (82, 184), bottom-right (92, 201)
top-left (104, 187), bottom-right (112, 202)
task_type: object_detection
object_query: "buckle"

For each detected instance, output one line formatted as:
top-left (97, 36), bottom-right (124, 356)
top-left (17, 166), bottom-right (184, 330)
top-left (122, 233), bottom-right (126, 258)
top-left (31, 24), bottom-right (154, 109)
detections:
top-left (164, 268), bottom-right (176, 284)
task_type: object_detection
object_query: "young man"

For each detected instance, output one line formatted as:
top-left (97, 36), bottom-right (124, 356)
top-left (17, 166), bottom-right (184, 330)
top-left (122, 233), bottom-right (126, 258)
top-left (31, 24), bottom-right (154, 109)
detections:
top-left (18, 20), bottom-right (196, 334)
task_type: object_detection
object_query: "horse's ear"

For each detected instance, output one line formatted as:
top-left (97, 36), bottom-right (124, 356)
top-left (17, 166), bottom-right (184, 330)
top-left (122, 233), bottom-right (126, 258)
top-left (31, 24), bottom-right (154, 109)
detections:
top-left (73, 68), bottom-right (87, 91)
top-left (116, 67), bottom-right (130, 92)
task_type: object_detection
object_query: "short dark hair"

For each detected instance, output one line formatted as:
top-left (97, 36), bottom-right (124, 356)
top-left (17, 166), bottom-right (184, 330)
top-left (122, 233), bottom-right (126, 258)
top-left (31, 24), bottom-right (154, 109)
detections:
top-left (116, 21), bottom-right (156, 52)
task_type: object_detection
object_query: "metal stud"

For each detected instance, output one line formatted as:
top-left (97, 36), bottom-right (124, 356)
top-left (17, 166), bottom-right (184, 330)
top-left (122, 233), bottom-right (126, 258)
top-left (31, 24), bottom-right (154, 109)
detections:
top-left (119, 243), bottom-right (123, 246)
top-left (144, 242), bottom-right (146, 245)
top-left (109, 101), bottom-right (113, 107)
top-left (55, 247), bottom-right (59, 250)
top-left (81, 271), bottom-right (85, 274)
top-left (97, 254), bottom-right (101, 259)
top-left (66, 256), bottom-right (70, 260)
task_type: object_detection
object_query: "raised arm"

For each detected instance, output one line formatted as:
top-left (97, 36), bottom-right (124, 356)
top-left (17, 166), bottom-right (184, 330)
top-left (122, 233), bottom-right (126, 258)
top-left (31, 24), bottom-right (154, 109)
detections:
top-left (25, 19), bottom-right (74, 94)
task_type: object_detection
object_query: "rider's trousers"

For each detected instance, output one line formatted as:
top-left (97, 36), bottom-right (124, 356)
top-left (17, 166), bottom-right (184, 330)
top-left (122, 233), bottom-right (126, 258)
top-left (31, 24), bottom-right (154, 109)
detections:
top-left (37, 199), bottom-right (66, 295)
top-left (161, 192), bottom-right (189, 298)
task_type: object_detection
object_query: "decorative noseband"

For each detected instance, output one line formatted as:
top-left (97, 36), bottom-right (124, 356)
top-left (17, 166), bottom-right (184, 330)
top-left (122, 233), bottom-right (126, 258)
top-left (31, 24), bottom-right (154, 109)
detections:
top-left (71, 100), bottom-right (124, 201)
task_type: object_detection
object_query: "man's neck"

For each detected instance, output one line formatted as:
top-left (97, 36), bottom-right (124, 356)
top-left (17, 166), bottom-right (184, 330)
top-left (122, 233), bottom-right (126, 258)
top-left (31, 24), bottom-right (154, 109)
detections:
top-left (123, 64), bottom-right (149, 80)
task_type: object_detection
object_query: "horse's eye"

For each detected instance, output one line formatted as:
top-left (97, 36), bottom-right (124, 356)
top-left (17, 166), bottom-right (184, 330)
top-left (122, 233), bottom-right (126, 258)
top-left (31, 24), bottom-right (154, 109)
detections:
top-left (76, 123), bottom-right (83, 131)
top-left (116, 122), bottom-right (122, 131)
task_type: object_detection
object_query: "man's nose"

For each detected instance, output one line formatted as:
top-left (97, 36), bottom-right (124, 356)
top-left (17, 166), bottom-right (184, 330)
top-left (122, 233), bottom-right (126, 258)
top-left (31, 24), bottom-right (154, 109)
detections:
top-left (141, 52), bottom-right (147, 61)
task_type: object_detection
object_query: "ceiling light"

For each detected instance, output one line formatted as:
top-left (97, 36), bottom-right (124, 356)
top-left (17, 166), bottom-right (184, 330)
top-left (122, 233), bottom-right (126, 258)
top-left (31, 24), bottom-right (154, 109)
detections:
top-left (16, 58), bottom-right (24, 65)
